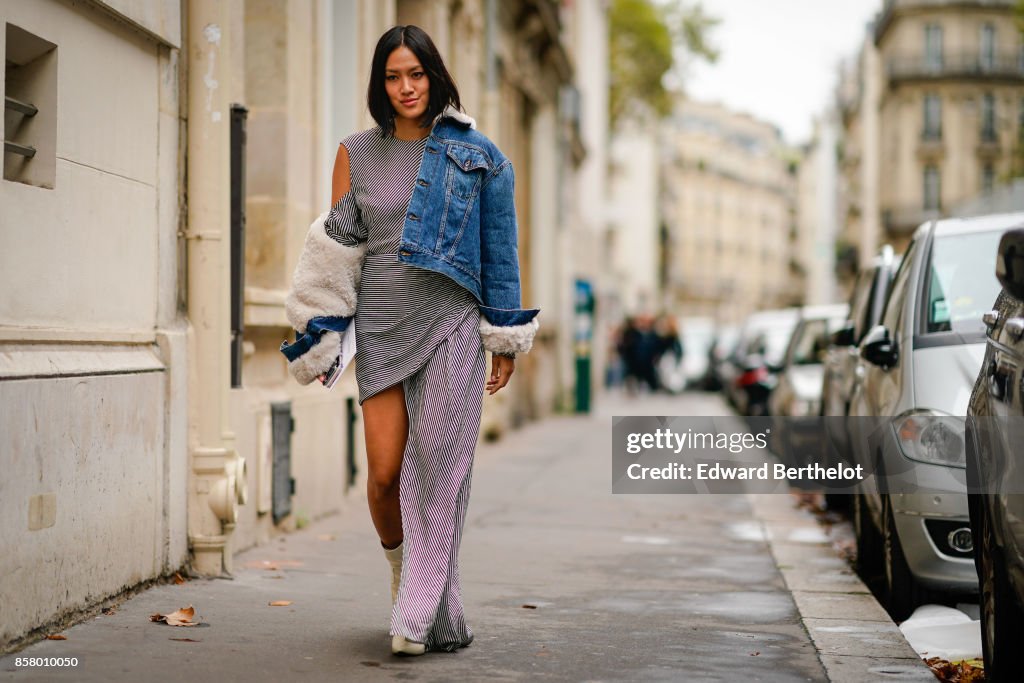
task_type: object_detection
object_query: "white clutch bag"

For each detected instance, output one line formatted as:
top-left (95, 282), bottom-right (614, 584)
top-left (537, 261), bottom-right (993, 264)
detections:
top-left (322, 321), bottom-right (357, 390)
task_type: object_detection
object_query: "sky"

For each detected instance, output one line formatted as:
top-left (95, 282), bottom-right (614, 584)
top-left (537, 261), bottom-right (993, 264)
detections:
top-left (681, 0), bottom-right (883, 145)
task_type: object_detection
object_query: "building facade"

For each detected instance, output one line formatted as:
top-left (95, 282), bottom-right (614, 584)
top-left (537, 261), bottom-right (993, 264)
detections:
top-left (659, 99), bottom-right (799, 323)
top-left (796, 114), bottom-right (841, 306)
top-left (872, 0), bottom-right (1024, 251)
top-left (1, 0), bottom-right (594, 651)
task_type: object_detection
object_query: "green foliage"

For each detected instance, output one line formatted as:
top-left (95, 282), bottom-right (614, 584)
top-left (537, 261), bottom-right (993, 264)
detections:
top-left (609, 0), bottom-right (719, 129)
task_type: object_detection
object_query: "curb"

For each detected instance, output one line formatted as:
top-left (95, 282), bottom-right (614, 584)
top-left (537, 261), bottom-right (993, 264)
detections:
top-left (747, 494), bottom-right (936, 682)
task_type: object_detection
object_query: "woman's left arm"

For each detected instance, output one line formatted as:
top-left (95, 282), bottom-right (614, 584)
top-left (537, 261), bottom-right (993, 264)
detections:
top-left (487, 354), bottom-right (515, 395)
top-left (477, 160), bottom-right (540, 358)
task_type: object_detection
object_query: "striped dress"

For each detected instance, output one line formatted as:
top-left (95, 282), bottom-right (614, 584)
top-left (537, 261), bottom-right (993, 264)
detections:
top-left (326, 126), bottom-right (486, 652)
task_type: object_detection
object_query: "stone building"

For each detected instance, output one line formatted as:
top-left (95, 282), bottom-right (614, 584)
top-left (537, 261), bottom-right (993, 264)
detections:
top-left (840, 0), bottom-right (1024, 258)
top-left (835, 33), bottom-right (883, 292)
top-left (659, 99), bottom-right (799, 323)
top-left (1, 0), bottom-right (599, 651)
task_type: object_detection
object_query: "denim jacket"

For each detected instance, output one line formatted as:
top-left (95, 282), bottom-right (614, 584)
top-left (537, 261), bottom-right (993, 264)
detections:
top-left (281, 107), bottom-right (540, 385)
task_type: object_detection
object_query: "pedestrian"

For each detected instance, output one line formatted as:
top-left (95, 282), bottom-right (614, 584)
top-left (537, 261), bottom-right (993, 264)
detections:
top-left (616, 316), bottom-right (641, 394)
top-left (632, 314), bottom-right (661, 393)
top-left (280, 25), bottom-right (539, 656)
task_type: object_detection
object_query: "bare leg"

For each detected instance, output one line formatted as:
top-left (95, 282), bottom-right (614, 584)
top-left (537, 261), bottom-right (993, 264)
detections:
top-left (362, 383), bottom-right (409, 549)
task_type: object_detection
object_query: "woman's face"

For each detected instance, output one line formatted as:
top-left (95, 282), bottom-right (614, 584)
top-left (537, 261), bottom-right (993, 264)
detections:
top-left (385, 46), bottom-right (430, 125)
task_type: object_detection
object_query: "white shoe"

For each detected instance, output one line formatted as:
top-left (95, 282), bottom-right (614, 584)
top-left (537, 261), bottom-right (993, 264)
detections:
top-left (391, 634), bottom-right (426, 656)
top-left (383, 540), bottom-right (403, 605)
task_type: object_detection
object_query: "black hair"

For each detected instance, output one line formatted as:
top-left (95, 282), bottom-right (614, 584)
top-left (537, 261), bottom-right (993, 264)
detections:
top-left (367, 25), bottom-right (462, 139)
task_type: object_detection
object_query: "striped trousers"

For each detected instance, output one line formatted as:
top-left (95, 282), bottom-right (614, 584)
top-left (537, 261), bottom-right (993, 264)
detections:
top-left (389, 306), bottom-right (487, 651)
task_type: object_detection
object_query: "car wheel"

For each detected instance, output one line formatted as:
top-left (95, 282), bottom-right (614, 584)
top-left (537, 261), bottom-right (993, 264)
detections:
top-left (853, 493), bottom-right (883, 582)
top-left (882, 495), bottom-right (930, 622)
top-left (825, 492), bottom-right (850, 514)
top-left (977, 495), bottom-right (1024, 679)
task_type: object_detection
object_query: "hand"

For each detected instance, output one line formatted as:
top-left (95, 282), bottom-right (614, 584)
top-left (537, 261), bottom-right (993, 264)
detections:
top-left (486, 354), bottom-right (515, 395)
top-left (318, 374), bottom-right (327, 385)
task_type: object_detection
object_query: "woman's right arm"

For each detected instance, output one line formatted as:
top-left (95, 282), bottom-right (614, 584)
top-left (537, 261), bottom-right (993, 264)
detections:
top-left (324, 142), bottom-right (366, 247)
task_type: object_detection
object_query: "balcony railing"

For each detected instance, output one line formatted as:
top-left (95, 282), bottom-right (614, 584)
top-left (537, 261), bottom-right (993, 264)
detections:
top-left (886, 53), bottom-right (1024, 83)
top-left (875, 0), bottom-right (1015, 43)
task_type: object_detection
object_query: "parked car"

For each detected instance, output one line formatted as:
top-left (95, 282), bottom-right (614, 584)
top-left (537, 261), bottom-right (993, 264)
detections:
top-left (821, 246), bottom-right (900, 510)
top-left (724, 308), bottom-right (799, 416)
top-left (847, 211), bottom-right (1023, 620)
top-left (770, 304), bottom-right (850, 418)
top-left (823, 246), bottom-right (900, 419)
top-left (967, 226), bottom-right (1024, 678)
top-left (768, 304), bottom-right (850, 472)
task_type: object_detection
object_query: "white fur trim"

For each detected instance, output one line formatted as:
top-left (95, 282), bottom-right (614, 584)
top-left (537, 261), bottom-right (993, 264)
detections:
top-left (440, 105), bottom-right (476, 130)
top-left (284, 211), bottom-right (366, 333)
top-left (478, 317), bottom-right (539, 355)
top-left (287, 330), bottom-right (342, 385)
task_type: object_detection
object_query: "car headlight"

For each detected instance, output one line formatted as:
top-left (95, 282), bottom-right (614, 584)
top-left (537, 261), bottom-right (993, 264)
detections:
top-left (892, 411), bottom-right (965, 468)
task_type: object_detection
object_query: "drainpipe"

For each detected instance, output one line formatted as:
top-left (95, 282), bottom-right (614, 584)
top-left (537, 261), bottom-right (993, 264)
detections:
top-left (185, 0), bottom-right (245, 576)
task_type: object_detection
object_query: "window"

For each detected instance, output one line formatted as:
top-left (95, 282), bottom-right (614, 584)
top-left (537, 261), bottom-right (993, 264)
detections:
top-left (982, 164), bottom-right (995, 194)
top-left (923, 94), bottom-right (942, 140)
top-left (981, 93), bottom-right (997, 142)
top-left (925, 24), bottom-right (943, 71)
top-left (923, 165), bottom-right (941, 211)
top-left (980, 23), bottom-right (995, 71)
top-left (3, 24), bottom-right (58, 188)
top-left (924, 230), bottom-right (1003, 334)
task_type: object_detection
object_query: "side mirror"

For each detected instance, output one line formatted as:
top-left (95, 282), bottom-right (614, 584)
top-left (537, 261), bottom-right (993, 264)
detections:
top-left (996, 228), bottom-right (1024, 301)
top-left (831, 322), bottom-right (856, 348)
top-left (860, 324), bottom-right (898, 369)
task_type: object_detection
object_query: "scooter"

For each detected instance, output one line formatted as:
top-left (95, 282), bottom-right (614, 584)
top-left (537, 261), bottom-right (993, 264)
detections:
top-left (734, 353), bottom-right (777, 417)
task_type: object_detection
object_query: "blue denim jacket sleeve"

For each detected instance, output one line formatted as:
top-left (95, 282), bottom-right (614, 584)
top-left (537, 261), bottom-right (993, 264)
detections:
top-left (478, 160), bottom-right (540, 328)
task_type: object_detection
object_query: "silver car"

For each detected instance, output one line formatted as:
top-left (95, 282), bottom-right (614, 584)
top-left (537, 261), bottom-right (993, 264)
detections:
top-left (848, 211), bottom-right (1024, 620)
top-left (770, 303), bottom-right (851, 419)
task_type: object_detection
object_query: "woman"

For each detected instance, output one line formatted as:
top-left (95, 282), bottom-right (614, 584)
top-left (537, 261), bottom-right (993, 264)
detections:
top-left (281, 25), bottom-right (539, 656)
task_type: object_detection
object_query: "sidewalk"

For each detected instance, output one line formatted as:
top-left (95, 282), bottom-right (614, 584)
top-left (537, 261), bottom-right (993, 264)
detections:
top-left (1, 391), bottom-right (932, 682)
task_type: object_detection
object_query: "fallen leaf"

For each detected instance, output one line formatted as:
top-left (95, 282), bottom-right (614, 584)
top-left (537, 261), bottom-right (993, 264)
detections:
top-left (243, 559), bottom-right (303, 570)
top-left (170, 638), bottom-right (200, 643)
top-left (924, 657), bottom-right (986, 683)
top-left (750, 651), bottom-right (760, 656)
top-left (521, 604), bottom-right (537, 609)
top-left (269, 600), bottom-right (293, 607)
top-left (46, 634), bottom-right (66, 640)
top-left (101, 606), bottom-right (117, 616)
top-left (150, 605), bottom-right (200, 627)
top-left (173, 572), bottom-right (186, 585)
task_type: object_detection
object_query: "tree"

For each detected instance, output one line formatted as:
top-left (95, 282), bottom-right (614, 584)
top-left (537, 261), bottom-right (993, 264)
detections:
top-left (609, 0), bottom-right (719, 129)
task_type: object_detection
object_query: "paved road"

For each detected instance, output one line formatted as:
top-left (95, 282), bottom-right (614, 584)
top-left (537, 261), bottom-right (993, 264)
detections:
top-left (3, 391), bottom-right (830, 682)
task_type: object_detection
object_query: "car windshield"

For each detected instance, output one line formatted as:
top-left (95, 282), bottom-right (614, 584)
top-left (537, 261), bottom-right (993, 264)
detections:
top-left (925, 230), bottom-right (1003, 334)
top-left (791, 317), bottom-right (846, 366)
top-left (746, 321), bottom-right (796, 365)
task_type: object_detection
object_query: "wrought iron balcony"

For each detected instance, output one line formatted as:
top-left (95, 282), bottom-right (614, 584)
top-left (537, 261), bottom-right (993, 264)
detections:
top-left (885, 53), bottom-right (1024, 84)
